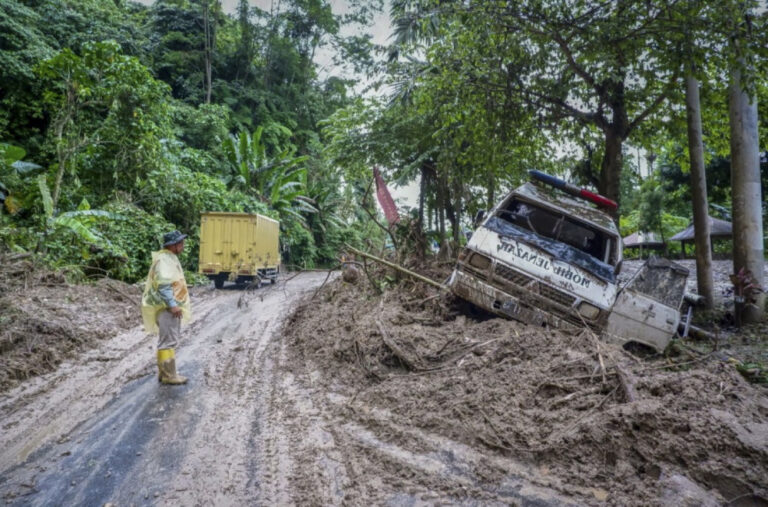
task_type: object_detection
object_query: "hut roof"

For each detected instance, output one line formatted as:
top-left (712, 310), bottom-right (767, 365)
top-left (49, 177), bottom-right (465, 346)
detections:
top-left (622, 231), bottom-right (665, 248)
top-left (669, 216), bottom-right (732, 242)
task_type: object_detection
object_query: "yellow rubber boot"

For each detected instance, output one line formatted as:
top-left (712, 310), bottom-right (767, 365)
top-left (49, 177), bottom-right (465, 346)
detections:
top-left (157, 348), bottom-right (188, 385)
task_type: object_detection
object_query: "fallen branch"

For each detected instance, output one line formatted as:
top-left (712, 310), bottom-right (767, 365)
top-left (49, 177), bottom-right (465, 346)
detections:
top-left (345, 245), bottom-right (448, 291)
top-left (102, 280), bottom-right (140, 307)
top-left (376, 319), bottom-right (418, 371)
top-left (614, 364), bottom-right (638, 402)
top-left (311, 263), bottom-right (341, 300)
top-left (362, 258), bottom-right (382, 295)
top-left (577, 325), bottom-right (606, 384)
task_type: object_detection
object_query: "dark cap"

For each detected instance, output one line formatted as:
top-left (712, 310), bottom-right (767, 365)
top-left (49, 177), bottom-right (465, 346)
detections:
top-left (162, 230), bottom-right (188, 247)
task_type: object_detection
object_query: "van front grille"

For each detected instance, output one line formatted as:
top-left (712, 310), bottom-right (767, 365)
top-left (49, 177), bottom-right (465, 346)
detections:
top-left (539, 284), bottom-right (576, 307)
top-left (463, 265), bottom-right (488, 281)
top-left (495, 264), bottom-right (534, 286)
top-left (494, 262), bottom-right (576, 309)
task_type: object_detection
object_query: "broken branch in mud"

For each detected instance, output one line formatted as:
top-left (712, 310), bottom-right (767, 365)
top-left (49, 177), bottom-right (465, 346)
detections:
top-left (360, 179), bottom-right (399, 253)
top-left (577, 326), bottom-right (607, 383)
top-left (362, 259), bottom-right (382, 295)
top-left (345, 246), bottom-right (448, 291)
top-left (310, 264), bottom-right (341, 300)
top-left (375, 319), bottom-right (419, 371)
top-left (614, 364), bottom-right (638, 403)
top-left (102, 280), bottom-right (140, 307)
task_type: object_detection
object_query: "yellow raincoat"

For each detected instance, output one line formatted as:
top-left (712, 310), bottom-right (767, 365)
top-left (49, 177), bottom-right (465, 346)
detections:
top-left (141, 249), bottom-right (191, 333)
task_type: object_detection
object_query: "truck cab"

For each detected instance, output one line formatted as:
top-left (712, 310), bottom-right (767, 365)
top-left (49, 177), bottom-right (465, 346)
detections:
top-left (449, 173), bottom-right (687, 351)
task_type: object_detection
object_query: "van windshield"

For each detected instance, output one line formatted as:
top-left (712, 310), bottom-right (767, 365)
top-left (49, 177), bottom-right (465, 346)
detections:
top-left (488, 199), bottom-right (616, 282)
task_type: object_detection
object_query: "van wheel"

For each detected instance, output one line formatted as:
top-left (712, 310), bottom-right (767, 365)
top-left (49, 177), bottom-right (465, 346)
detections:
top-left (214, 276), bottom-right (225, 289)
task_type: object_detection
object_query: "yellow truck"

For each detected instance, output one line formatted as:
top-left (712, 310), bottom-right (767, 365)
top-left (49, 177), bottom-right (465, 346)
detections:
top-left (198, 212), bottom-right (280, 288)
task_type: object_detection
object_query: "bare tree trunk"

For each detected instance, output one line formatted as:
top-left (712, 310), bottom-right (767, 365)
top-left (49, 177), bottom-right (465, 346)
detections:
top-left (685, 73), bottom-right (714, 309)
top-left (598, 128), bottom-right (624, 219)
top-left (486, 169), bottom-right (495, 210)
top-left (452, 174), bottom-right (462, 245)
top-left (418, 164), bottom-right (426, 232)
top-left (203, 1), bottom-right (213, 104)
top-left (53, 127), bottom-right (67, 212)
top-left (729, 65), bottom-right (764, 323)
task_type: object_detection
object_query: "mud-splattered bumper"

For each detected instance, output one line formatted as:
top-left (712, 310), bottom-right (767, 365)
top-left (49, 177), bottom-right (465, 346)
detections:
top-left (449, 270), bottom-right (582, 333)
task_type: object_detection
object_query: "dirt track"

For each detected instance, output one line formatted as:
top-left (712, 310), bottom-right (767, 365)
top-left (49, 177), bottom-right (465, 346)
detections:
top-left (0, 273), bottom-right (336, 505)
top-left (0, 272), bottom-right (568, 505)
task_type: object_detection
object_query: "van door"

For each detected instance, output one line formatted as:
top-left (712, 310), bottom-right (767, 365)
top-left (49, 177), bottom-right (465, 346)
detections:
top-left (603, 257), bottom-right (689, 351)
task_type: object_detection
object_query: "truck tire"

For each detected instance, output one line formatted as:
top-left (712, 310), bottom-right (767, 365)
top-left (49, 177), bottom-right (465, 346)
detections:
top-left (270, 277), bottom-right (276, 285)
top-left (214, 276), bottom-right (225, 289)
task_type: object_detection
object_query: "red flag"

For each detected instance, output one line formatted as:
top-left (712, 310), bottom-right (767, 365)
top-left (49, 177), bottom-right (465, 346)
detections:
top-left (373, 166), bottom-right (400, 225)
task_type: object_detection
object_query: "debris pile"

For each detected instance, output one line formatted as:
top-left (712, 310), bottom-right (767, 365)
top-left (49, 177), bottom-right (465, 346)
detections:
top-left (0, 253), bottom-right (140, 391)
top-left (285, 261), bottom-right (768, 504)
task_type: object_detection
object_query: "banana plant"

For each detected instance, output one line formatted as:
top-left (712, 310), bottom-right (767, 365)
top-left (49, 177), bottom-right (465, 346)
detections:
top-left (1, 143), bottom-right (43, 214)
top-left (221, 125), bottom-right (316, 225)
top-left (37, 174), bottom-right (125, 256)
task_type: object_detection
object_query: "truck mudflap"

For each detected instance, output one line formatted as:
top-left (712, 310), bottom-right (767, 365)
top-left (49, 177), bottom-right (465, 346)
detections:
top-left (450, 270), bottom-right (582, 334)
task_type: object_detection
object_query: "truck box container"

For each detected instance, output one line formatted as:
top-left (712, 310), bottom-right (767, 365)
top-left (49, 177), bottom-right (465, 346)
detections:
top-left (198, 212), bottom-right (280, 288)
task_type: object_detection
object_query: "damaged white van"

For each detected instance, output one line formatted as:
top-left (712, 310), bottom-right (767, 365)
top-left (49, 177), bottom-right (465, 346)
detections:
top-left (449, 171), bottom-right (688, 351)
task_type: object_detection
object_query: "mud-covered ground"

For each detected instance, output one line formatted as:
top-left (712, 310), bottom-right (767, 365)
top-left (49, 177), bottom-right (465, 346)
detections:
top-left (0, 255), bottom-right (140, 392)
top-left (282, 261), bottom-right (768, 505)
top-left (0, 272), bottom-right (348, 505)
top-left (1, 255), bottom-right (767, 505)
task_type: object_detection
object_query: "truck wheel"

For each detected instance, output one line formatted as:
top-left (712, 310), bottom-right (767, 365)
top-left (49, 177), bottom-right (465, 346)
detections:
top-left (270, 277), bottom-right (276, 285)
top-left (214, 276), bottom-right (225, 289)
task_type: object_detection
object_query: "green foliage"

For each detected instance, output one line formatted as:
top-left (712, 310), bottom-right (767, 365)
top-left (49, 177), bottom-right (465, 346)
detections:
top-left (221, 127), bottom-right (315, 226)
top-left (139, 164), bottom-right (269, 234)
top-left (171, 103), bottom-right (231, 153)
top-left (736, 361), bottom-right (768, 385)
top-left (282, 221), bottom-right (317, 269)
top-left (36, 174), bottom-right (126, 257)
top-left (38, 40), bottom-right (174, 201)
top-left (92, 201), bottom-right (175, 282)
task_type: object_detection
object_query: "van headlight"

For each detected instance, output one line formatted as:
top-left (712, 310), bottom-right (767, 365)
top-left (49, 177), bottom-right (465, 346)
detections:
top-left (578, 302), bottom-right (600, 320)
top-left (469, 253), bottom-right (491, 270)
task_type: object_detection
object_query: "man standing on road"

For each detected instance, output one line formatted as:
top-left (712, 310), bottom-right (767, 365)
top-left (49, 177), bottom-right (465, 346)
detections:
top-left (141, 230), bottom-right (191, 385)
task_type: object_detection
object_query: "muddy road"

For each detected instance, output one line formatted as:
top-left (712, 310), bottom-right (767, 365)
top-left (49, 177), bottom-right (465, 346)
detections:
top-left (0, 273), bottom-right (332, 505)
top-left (0, 272), bottom-right (569, 506)
top-left (3, 267), bottom-right (766, 506)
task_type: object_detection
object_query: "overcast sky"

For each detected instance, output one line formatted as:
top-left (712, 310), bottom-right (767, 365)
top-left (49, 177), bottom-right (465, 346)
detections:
top-left (130, 0), bottom-right (392, 50)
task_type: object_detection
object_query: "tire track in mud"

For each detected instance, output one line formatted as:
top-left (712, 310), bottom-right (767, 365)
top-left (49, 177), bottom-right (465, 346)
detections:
top-left (253, 325), bottom-right (351, 506)
top-left (0, 274), bottom-right (330, 506)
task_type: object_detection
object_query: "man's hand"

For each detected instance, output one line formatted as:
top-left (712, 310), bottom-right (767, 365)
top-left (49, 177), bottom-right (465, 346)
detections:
top-left (169, 306), bottom-right (183, 319)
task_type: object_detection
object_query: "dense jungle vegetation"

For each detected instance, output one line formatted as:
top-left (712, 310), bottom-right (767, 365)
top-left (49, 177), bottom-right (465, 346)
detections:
top-left (0, 0), bottom-right (766, 294)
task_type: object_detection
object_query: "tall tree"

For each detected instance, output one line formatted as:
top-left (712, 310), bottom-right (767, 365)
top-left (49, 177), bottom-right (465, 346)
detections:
top-left (685, 71), bottom-right (714, 308)
top-left (389, 0), bottom-right (683, 215)
top-left (728, 2), bottom-right (765, 324)
top-left (201, 0), bottom-right (219, 104)
top-left (729, 64), bottom-right (764, 323)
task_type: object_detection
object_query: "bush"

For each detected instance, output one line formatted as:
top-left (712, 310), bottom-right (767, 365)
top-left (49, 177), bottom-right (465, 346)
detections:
top-left (283, 222), bottom-right (316, 269)
top-left (92, 201), bottom-right (175, 282)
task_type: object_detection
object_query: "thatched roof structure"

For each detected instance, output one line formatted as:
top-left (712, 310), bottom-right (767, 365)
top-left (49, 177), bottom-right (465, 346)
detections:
top-left (669, 216), bottom-right (732, 242)
top-left (623, 231), bottom-right (665, 249)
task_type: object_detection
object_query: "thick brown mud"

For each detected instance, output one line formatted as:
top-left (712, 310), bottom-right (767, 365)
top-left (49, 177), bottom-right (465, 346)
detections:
top-left (0, 273), bottom-right (343, 505)
top-left (2, 263), bottom-right (767, 506)
top-left (282, 267), bottom-right (768, 505)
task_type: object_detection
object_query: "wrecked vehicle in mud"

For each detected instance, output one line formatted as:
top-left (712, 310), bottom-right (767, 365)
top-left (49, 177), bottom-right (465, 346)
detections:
top-left (449, 171), bottom-right (689, 351)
